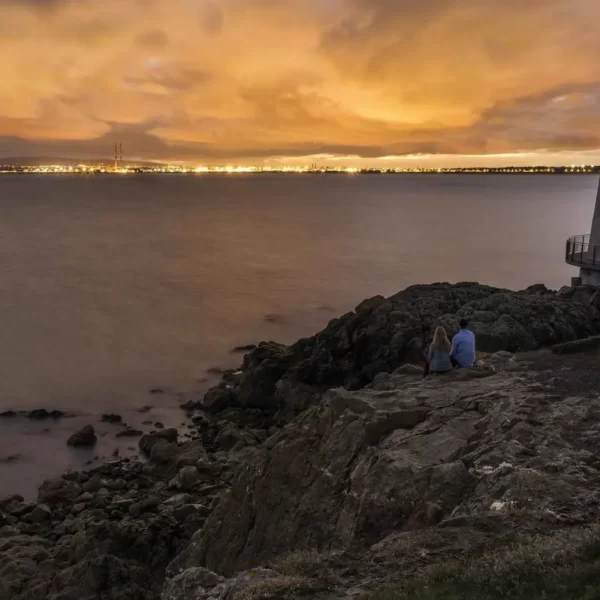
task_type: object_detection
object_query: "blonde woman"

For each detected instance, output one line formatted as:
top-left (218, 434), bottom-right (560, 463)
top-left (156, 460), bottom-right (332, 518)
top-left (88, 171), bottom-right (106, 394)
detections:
top-left (427, 326), bottom-right (453, 375)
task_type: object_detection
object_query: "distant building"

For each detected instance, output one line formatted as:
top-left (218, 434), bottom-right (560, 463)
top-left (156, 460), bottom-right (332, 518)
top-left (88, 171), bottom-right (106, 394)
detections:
top-left (566, 177), bottom-right (600, 286)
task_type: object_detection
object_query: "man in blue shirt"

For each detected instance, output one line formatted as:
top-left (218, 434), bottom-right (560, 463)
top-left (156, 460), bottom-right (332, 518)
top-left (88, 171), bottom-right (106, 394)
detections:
top-left (450, 318), bottom-right (476, 368)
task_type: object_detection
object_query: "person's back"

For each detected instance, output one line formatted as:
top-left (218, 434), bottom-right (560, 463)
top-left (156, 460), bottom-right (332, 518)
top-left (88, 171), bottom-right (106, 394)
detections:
top-left (428, 326), bottom-right (453, 374)
top-left (451, 319), bottom-right (476, 368)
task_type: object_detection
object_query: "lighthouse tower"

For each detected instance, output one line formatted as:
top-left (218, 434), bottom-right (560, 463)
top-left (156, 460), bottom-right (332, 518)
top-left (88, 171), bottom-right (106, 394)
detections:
top-left (566, 177), bottom-right (600, 286)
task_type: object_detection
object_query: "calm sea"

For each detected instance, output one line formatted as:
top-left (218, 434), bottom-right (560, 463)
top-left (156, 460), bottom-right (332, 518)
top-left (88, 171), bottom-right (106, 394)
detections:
top-left (0, 173), bottom-right (597, 497)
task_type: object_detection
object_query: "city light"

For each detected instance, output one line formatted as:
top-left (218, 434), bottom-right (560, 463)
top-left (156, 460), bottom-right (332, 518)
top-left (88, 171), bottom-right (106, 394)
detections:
top-left (0, 164), bottom-right (598, 175)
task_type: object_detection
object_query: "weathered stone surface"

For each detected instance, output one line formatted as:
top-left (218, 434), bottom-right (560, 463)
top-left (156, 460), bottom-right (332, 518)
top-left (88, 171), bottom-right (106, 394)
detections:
top-left (171, 350), bottom-right (600, 578)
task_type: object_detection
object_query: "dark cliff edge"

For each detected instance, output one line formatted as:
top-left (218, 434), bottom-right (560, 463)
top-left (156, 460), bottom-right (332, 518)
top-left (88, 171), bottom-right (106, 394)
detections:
top-left (3, 282), bottom-right (600, 600)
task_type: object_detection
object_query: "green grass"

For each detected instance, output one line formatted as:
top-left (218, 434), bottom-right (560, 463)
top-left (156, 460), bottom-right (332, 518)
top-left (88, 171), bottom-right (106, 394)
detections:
top-left (233, 574), bottom-right (324, 600)
top-left (371, 526), bottom-right (600, 600)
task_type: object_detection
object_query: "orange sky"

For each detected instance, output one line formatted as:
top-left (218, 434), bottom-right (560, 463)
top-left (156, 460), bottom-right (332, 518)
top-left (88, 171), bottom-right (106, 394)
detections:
top-left (1, 0), bottom-right (600, 167)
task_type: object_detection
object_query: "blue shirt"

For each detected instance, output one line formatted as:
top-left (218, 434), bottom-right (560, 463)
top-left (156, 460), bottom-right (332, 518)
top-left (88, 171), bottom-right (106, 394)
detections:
top-left (451, 329), bottom-right (476, 368)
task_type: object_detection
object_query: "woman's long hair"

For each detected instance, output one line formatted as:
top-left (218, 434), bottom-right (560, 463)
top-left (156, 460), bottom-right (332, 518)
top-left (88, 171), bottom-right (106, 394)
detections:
top-left (431, 326), bottom-right (451, 353)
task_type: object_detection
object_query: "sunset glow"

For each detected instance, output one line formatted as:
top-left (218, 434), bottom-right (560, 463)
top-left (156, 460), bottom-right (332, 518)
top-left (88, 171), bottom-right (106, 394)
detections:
top-left (1, 0), bottom-right (599, 167)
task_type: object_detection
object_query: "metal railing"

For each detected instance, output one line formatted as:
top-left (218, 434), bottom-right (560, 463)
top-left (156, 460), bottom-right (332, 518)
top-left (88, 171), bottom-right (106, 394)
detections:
top-left (566, 234), bottom-right (600, 267)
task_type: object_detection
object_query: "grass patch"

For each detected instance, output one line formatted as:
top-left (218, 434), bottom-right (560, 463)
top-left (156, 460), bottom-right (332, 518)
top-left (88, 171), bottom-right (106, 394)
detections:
top-left (271, 550), bottom-right (327, 578)
top-left (371, 526), bottom-right (600, 600)
top-left (233, 575), bottom-right (324, 600)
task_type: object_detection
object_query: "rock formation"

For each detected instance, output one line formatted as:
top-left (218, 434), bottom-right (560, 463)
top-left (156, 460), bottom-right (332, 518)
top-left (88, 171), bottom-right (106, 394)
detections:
top-left (3, 282), bottom-right (600, 600)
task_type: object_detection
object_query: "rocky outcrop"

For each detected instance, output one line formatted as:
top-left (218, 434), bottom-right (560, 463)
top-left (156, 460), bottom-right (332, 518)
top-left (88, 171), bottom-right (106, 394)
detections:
top-left (193, 283), bottom-right (600, 454)
top-left (171, 350), bottom-right (600, 581)
top-left (4, 282), bottom-right (600, 600)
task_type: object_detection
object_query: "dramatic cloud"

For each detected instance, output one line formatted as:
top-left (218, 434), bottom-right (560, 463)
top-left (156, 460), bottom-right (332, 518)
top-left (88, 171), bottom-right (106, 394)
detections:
top-left (0, 0), bottom-right (599, 165)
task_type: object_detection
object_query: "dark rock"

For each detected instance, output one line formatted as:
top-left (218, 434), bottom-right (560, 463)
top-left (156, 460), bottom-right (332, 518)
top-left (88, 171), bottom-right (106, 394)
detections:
top-left (116, 427), bottom-right (143, 438)
top-left (149, 440), bottom-right (179, 465)
top-left (75, 492), bottom-right (94, 503)
top-left (552, 335), bottom-right (600, 355)
top-left (0, 494), bottom-right (24, 510)
top-left (24, 504), bottom-right (52, 523)
top-left (0, 454), bottom-right (21, 464)
top-left (169, 466), bottom-right (202, 492)
top-left (202, 387), bottom-right (233, 413)
top-left (163, 493), bottom-right (192, 507)
top-left (67, 425), bottom-right (97, 447)
top-left (214, 422), bottom-right (256, 452)
top-left (0, 410), bottom-right (17, 418)
top-left (173, 503), bottom-right (209, 522)
top-left (10, 501), bottom-right (37, 517)
top-left (155, 421), bottom-right (165, 429)
top-left (180, 399), bottom-right (202, 411)
top-left (523, 283), bottom-right (550, 294)
top-left (138, 405), bottom-right (153, 413)
top-left (81, 474), bottom-right (102, 494)
top-left (191, 413), bottom-right (209, 426)
top-left (102, 413), bottom-right (123, 423)
top-left (150, 388), bottom-right (165, 394)
top-left (38, 477), bottom-right (81, 507)
top-left (231, 344), bottom-right (258, 353)
top-left (28, 408), bottom-right (65, 420)
top-left (139, 428), bottom-right (178, 455)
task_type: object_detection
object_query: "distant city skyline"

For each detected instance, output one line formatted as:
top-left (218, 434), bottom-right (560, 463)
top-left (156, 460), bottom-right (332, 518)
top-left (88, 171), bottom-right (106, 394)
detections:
top-left (1, 0), bottom-right (599, 167)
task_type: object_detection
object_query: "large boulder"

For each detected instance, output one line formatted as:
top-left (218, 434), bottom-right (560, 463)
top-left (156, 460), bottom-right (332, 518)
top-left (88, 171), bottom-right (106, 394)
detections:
top-left (67, 425), bottom-right (97, 447)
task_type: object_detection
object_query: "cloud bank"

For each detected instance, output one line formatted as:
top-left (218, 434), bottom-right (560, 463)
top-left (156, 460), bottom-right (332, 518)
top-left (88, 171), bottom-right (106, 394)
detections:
top-left (0, 0), bottom-right (599, 165)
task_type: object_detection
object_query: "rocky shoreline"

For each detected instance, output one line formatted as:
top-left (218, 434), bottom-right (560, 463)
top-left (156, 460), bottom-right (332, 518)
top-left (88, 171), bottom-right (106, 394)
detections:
top-left (3, 281), bottom-right (600, 599)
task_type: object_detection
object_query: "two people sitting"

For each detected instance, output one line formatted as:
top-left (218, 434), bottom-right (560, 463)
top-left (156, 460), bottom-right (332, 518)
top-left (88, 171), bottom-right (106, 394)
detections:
top-left (426, 318), bottom-right (476, 375)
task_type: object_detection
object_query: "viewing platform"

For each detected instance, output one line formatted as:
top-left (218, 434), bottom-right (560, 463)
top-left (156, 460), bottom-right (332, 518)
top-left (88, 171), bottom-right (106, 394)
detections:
top-left (566, 178), bottom-right (600, 286)
top-left (565, 234), bottom-right (600, 268)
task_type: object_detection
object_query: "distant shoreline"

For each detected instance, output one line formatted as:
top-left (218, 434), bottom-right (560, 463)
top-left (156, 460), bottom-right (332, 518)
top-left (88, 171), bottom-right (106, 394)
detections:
top-left (1, 168), bottom-right (599, 176)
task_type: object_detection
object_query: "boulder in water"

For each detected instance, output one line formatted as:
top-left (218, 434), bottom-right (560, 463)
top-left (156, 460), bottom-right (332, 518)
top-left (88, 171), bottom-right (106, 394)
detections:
top-left (67, 425), bottom-right (97, 447)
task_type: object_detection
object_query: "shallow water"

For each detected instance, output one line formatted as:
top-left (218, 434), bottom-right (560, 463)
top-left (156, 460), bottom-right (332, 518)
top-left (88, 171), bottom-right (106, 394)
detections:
top-left (0, 173), bottom-right (597, 498)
